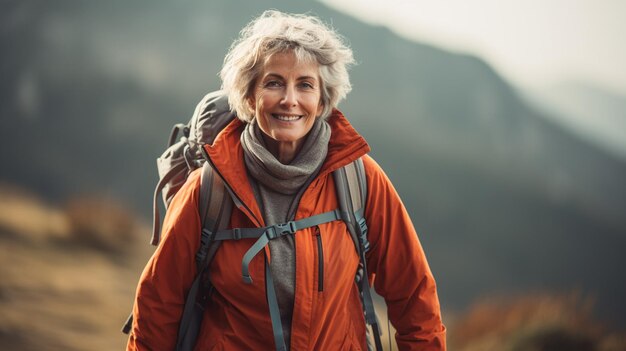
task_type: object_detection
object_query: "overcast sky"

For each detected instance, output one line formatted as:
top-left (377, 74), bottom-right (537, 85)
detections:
top-left (320, 0), bottom-right (626, 95)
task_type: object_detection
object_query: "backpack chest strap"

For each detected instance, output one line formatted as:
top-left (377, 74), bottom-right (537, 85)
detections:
top-left (211, 209), bottom-right (342, 284)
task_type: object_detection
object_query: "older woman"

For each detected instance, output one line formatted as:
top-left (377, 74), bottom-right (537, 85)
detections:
top-left (127, 10), bottom-right (446, 351)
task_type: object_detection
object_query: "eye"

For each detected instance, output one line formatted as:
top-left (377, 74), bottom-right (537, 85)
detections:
top-left (299, 81), bottom-right (315, 89)
top-left (264, 80), bottom-right (283, 88)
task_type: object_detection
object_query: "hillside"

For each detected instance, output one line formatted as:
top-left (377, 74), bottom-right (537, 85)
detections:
top-left (0, 185), bottom-right (152, 350)
top-left (523, 81), bottom-right (626, 160)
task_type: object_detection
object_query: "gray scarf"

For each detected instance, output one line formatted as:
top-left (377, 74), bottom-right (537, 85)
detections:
top-left (240, 117), bottom-right (331, 349)
top-left (241, 118), bottom-right (330, 196)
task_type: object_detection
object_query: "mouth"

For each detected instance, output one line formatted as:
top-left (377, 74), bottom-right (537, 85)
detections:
top-left (272, 114), bottom-right (303, 122)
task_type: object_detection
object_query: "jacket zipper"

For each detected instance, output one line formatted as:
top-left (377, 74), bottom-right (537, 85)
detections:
top-left (315, 226), bottom-right (324, 292)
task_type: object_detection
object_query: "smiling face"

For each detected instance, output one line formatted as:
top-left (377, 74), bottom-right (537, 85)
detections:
top-left (248, 51), bottom-right (324, 150)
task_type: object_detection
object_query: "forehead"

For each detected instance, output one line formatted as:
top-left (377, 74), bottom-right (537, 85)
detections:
top-left (261, 51), bottom-right (319, 79)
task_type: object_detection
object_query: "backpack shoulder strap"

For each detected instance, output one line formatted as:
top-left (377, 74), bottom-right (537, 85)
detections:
top-left (196, 161), bottom-right (233, 270)
top-left (332, 157), bottom-right (383, 351)
top-left (176, 161), bottom-right (233, 351)
top-left (345, 157), bottom-right (368, 245)
top-left (332, 157), bottom-right (369, 254)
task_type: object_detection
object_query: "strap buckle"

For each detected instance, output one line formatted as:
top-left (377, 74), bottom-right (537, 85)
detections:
top-left (266, 221), bottom-right (297, 239)
top-left (232, 228), bottom-right (242, 240)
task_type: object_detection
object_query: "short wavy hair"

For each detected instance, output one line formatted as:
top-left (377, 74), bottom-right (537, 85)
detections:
top-left (220, 10), bottom-right (355, 122)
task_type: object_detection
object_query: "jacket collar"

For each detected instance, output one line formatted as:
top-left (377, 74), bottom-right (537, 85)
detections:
top-left (203, 109), bottom-right (370, 225)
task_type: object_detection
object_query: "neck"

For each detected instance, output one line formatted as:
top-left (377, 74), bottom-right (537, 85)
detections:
top-left (262, 134), bottom-right (302, 164)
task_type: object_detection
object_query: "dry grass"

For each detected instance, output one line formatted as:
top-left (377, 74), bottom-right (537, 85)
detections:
top-left (0, 183), bottom-right (70, 241)
top-left (448, 292), bottom-right (626, 351)
top-left (0, 185), bottom-right (153, 350)
top-left (64, 195), bottom-right (139, 252)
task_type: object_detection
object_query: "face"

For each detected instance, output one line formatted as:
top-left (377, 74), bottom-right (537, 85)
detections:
top-left (248, 51), bottom-right (324, 147)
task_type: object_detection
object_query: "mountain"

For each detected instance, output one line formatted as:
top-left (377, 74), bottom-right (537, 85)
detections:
top-left (1, 0), bottom-right (626, 327)
top-left (522, 81), bottom-right (626, 160)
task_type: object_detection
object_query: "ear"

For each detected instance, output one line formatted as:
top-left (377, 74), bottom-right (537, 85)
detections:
top-left (247, 95), bottom-right (256, 111)
top-left (317, 98), bottom-right (325, 117)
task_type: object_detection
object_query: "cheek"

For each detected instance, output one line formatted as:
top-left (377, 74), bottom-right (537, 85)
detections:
top-left (249, 89), bottom-right (266, 110)
top-left (310, 95), bottom-right (323, 116)
top-left (256, 93), bottom-right (277, 113)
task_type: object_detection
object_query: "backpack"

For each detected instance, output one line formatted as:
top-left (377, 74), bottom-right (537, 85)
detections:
top-left (122, 91), bottom-right (383, 351)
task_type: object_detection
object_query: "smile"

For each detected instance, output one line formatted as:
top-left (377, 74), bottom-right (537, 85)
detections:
top-left (272, 114), bottom-right (303, 121)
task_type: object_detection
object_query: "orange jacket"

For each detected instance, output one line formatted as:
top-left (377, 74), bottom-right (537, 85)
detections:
top-left (127, 110), bottom-right (446, 350)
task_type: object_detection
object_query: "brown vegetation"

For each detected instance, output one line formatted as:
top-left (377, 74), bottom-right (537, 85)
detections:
top-left (0, 183), bottom-right (70, 241)
top-left (448, 292), bottom-right (626, 351)
top-left (0, 185), bottom-right (152, 350)
top-left (64, 195), bottom-right (139, 252)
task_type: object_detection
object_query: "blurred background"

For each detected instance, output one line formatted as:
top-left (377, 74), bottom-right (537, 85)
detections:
top-left (1, 0), bottom-right (625, 350)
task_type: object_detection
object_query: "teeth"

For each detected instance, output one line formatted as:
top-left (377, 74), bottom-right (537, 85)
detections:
top-left (274, 115), bottom-right (302, 121)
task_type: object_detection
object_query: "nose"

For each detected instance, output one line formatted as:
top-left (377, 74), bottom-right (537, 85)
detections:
top-left (280, 84), bottom-right (297, 108)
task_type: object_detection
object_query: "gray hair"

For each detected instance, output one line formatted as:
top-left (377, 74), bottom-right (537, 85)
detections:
top-left (220, 10), bottom-right (355, 122)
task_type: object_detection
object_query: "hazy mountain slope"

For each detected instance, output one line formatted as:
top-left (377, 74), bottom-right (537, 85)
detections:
top-left (1, 0), bottom-right (625, 326)
top-left (523, 81), bottom-right (626, 160)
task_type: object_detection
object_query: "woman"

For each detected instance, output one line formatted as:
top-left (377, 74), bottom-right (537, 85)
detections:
top-left (127, 10), bottom-right (446, 351)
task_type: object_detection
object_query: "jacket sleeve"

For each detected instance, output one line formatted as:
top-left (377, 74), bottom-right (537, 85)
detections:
top-left (127, 170), bottom-right (202, 351)
top-left (362, 155), bottom-right (446, 351)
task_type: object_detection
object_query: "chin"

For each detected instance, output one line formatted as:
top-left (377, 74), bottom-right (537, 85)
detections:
top-left (271, 132), bottom-right (305, 143)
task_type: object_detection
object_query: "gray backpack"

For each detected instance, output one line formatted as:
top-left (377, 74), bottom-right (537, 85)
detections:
top-left (123, 91), bottom-right (383, 351)
top-left (150, 90), bottom-right (235, 245)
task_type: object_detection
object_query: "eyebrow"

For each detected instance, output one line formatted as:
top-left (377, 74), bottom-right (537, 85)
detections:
top-left (263, 73), bottom-right (318, 81)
